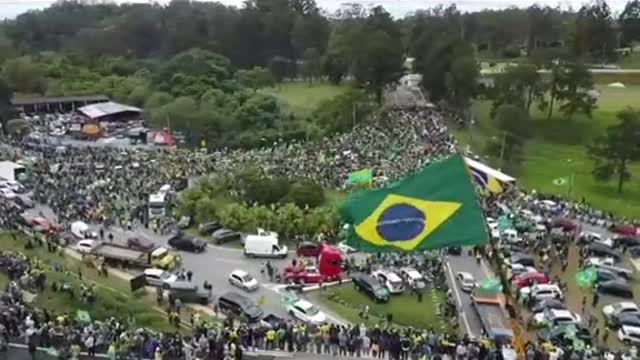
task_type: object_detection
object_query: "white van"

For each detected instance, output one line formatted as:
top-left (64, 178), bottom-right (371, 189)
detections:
top-left (71, 221), bottom-right (98, 239)
top-left (244, 234), bottom-right (288, 258)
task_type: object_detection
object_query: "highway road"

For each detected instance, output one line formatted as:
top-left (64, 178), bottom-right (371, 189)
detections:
top-left (25, 203), bottom-right (348, 325)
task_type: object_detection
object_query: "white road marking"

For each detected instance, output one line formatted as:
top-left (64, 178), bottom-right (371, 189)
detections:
top-left (445, 260), bottom-right (472, 336)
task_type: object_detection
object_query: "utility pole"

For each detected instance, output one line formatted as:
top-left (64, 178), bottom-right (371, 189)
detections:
top-left (498, 131), bottom-right (507, 169)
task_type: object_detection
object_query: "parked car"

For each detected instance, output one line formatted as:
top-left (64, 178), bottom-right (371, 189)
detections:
top-left (399, 268), bottom-right (426, 289)
top-left (212, 229), bottom-right (241, 245)
top-left (352, 274), bottom-right (390, 303)
top-left (143, 268), bottom-right (177, 288)
top-left (551, 217), bottom-right (576, 232)
top-left (537, 324), bottom-right (591, 346)
top-left (228, 270), bottom-right (259, 292)
top-left (512, 272), bottom-right (549, 288)
top-left (337, 241), bottom-right (357, 254)
top-left (628, 246), bottom-right (640, 258)
top-left (168, 234), bottom-right (206, 252)
top-left (588, 244), bottom-right (621, 261)
top-left (285, 298), bottom-right (326, 324)
top-left (596, 269), bottom-right (624, 284)
top-left (199, 221), bottom-right (222, 236)
top-left (520, 284), bottom-right (563, 303)
top-left (603, 302), bottom-right (640, 327)
top-left (217, 292), bottom-right (264, 322)
top-left (618, 325), bottom-right (640, 345)
top-left (614, 236), bottom-right (640, 248)
top-left (166, 282), bottom-right (211, 305)
top-left (597, 280), bottom-right (634, 299)
top-left (533, 309), bottom-right (581, 327)
top-left (510, 253), bottom-right (536, 267)
top-left (456, 272), bottom-right (477, 292)
top-left (75, 239), bottom-right (97, 254)
top-left (296, 242), bottom-right (321, 257)
top-left (127, 237), bottom-right (155, 251)
top-left (372, 270), bottom-right (405, 294)
top-left (13, 196), bottom-right (34, 209)
top-left (0, 188), bottom-right (16, 199)
top-left (532, 299), bottom-right (567, 314)
top-left (610, 313), bottom-right (640, 329)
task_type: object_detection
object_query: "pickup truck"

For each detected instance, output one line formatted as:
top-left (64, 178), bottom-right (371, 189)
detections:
top-left (76, 239), bottom-right (180, 269)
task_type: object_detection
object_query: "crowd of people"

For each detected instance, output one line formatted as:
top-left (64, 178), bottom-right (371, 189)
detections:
top-left (0, 103), bottom-right (638, 360)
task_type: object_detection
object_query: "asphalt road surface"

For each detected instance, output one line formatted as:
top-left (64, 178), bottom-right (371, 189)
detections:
top-left (26, 203), bottom-right (347, 325)
top-left (444, 220), bottom-right (616, 338)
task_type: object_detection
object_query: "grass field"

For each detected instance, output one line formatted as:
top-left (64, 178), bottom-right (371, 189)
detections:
top-left (455, 85), bottom-right (640, 218)
top-left (261, 82), bottom-right (349, 116)
top-left (310, 284), bottom-right (451, 332)
top-left (0, 232), bottom-right (178, 331)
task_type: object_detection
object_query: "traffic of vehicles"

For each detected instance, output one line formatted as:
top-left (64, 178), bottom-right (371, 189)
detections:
top-left (75, 239), bottom-right (181, 269)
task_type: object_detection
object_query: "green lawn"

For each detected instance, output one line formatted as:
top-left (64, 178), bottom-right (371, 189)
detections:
top-left (0, 232), bottom-right (179, 331)
top-left (261, 82), bottom-right (349, 116)
top-left (456, 85), bottom-right (640, 218)
top-left (311, 284), bottom-right (451, 332)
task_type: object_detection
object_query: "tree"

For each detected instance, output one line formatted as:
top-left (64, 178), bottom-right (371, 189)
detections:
top-left (446, 55), bottom-right (479, 115)
top-left (352, 29), bottom-right (404, 104)
top-left (302, 48), bottom-right (322, 84)
top-left (275, 203), bottom-right (304, 239)
top-left (620, 0), bottom-right (640, 48)
top-left (490, 64), bottom-right (545, 118)
top-left (556, 62), bottom-right (597, 119)
top-left (268, 56), bottom-right (290, 83)
top-left (286, 181), bottom-right (325, 208)
top-left (304, 207), bottom-right (337, 235)
top-left (217, 203), bottom-right (252, 231)
top-left (0, 78), bottom-right (12, 136)
top-left (2, 57), bottom-right (47, 94)
top-left (568, 0), bottom-right (617, 62)
top-left (236, 67), bottom-right (275, 92)
top-left (5, 118), bottom-right (30, 138)
top-left (490, 104), bottom-right (531, 167)
top-left (194, 198), bottom-right (218, 224)
top-left (322, 50), bottom-right (350, 84)
top-left (588, 109), bottom-right (640, 193)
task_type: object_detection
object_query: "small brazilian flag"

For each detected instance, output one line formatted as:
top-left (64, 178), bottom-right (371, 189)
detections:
top-left (345, 169), bottom-right (373, 188)
top-left (340, 155), bottom-right (488, 252)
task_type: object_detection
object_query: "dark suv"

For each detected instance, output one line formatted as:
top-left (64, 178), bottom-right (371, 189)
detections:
top-left (352, 274), bottom-right (390, 303)
top-left (218, 292), bottom-right (264, 322)
top-left (167, 282), bottom-right (211, 305)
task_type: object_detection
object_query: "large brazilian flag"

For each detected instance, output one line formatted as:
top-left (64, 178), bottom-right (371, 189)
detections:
top-left (340, 154), bottom-right (488, 252)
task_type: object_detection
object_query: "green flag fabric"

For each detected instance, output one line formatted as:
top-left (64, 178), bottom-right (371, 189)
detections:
top-left (340, 155), bottom-right (488, 252)
top-left (345, 169), bottom-right (373, 187)
top-left (576, 267), bottom-right (597, 288)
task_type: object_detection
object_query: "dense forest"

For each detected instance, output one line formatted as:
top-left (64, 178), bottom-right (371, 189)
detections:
top-left (0, 0), bottom-right (639, 148)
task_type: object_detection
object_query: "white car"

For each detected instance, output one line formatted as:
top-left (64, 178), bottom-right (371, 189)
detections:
top-left (372, 270), bottom-right (405, 294)
top-left (337, 241), bottom-right (356, 254)
top-left (585, 257), bottom-right (615, 267)
top-left (0, 180), bottom-right (24, 193)
top-left (520, 284), bottom-right (563, 302)
top-left (0, 188), bottom-right (16, 199)
top-left (143, 268), bottom-right (177, 288)
top-left (228, 270), bottom-right (259, 291)
top-left (287, 299), bottom-right (326, 324)
top-left (533, 309), bottom-right (581, 327)
top-left (618, 325), bottom-right (640, 345)
top-left (456, 272), bottom-right (477, 292)
top-left (76, 239), bottom-right (97, 254)
top-left (603, 302), bottom-right (640, 322)
top-left (400, 268), bottom-right (426, 289)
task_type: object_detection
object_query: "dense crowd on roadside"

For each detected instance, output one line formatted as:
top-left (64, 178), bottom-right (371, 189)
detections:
top-left (1, 104), bottom-right (639, 360)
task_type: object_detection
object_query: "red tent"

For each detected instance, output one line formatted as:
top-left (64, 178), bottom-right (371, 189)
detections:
top-left (152, 131), bottom-right (176, 146)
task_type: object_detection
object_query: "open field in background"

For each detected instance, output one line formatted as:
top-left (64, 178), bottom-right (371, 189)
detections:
top-left (260, 82), bottom-right (349, 116)
top-left (455, 85), bottom-right (640, 218)
top-left (0, 233), bottom-right (179, 331)
top-left (310, 284), bottom-right (451, 332)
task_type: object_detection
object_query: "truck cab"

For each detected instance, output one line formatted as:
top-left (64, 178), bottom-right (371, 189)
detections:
top-left (150, 247), bottom-right (180, 269)
top-left (148, 193), bottom-right (167, 219)
top-left (317, 245), bottom-right (343, 281)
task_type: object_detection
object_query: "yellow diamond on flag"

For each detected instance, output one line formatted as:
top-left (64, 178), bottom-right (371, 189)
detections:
top-left (355, 194), bottom-right (462, 251)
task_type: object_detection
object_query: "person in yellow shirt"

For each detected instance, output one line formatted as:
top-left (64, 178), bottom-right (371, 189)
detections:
top-left (266, 328), bottom-right (277, 350)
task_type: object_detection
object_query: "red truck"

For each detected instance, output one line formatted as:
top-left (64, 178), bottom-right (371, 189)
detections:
top-left (284, 245), bottom-right (343, 284)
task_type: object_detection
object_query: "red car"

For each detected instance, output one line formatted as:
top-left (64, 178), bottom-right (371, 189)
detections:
top-left (296, 242), bottom-right (321, 257)
top-left (284, 268), bottom-right (326, 284)
top-left (511, 272), bottom-right (549, 288)
top-left (612, 224), bottom-right (640, 237)
top-left (31, 217), bottom-right (57, 234)
top-left (551, 217), bottom-right (576, 232)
